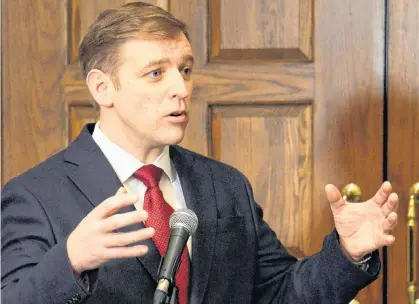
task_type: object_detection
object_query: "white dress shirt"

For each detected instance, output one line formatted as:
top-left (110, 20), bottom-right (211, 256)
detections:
top-left (92, 122), bottom-right (191, 255)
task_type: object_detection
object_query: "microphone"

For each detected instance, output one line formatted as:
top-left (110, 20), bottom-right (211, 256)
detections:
top-left (153, 208), bottom-right (198, 304)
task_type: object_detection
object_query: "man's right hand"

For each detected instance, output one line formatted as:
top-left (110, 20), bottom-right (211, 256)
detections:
top-left (67, 187), bottom-right (154, 274)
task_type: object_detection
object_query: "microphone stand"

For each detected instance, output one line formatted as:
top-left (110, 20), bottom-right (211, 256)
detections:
top-left (153, 255), bottom-right (179, 304)
top-left (168, 285), bottom-right (179, 304)
top-left (153, 281), bottom-right (178, 304)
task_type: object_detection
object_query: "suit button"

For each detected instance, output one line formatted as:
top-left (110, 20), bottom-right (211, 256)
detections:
top-left (66, 294), bottom-right (81, 304)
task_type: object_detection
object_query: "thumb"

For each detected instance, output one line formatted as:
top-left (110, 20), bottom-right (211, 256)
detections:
top-left (115, 186), bottom-right (127, 196)
top-left (325, 184), bottom-right (345, 209)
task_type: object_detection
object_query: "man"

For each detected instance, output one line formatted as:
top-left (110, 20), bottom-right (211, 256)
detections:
top-left (1, 2), bottom-right (399, 303)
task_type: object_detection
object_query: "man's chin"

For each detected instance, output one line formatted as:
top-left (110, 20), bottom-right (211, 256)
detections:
top-left (159, 131), bottom-right (186, 146)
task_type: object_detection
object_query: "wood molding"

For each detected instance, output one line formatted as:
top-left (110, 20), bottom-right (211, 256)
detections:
top-left (209, 0), bottom-right (314, 62)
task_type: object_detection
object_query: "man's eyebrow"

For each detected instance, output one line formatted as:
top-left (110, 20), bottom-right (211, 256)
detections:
top-left (140, 54), bottom-right (194, 72)
top-left (181, 54), bottom-right (194, 65)
top-left (141, 58), bottom-right (171, 70)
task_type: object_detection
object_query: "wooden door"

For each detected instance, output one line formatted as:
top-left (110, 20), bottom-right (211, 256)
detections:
top-left (1, 0), bottom-right (68, 184)
top-left (2, 1), bottom-right (386, 303)
top-left (387, 0), bottom-right (419, 303)
top-left (177, 1), bottom-right (385, 302)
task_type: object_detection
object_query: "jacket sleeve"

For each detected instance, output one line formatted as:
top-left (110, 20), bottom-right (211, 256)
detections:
top-left (243, 178), bottom-right (381, 304)
top-left (1, 181), bottom-right (97, 304)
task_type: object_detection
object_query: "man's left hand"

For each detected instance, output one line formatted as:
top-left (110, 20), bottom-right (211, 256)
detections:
top-left (325, 181), bottom-right (399, 261)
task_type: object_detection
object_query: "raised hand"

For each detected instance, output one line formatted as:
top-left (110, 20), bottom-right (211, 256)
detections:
top-left (67, 187), bottom-right (154, 274)
top-left (325, 181), bottom-right (399, 261)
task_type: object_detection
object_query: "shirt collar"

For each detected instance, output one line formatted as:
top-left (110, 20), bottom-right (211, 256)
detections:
top-left (92, 122), bottom-right (175, 183)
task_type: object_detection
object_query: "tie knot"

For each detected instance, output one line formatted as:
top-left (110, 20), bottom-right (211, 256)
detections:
top-left (133, 164), bottom-right (163, 188)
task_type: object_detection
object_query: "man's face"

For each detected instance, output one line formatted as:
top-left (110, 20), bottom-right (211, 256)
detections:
top-left (108, 33), bottom-right (194, 148)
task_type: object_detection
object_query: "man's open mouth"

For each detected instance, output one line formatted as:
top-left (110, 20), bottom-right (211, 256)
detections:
top-left (169, 111), bottom-right (185, 117)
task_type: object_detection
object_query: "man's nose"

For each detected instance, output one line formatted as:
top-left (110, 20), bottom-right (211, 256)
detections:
top-left (169, 70), bottom-right (188, 100)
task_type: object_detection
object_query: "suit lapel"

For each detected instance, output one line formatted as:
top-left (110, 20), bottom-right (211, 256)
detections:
top-left (63, 124), bottom-right (161, 282)
top-left (170, 146), bottom-right (217, 304)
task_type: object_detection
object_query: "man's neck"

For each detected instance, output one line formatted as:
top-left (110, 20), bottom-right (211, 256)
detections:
top-left (98, 121), bottom-right (165, 164)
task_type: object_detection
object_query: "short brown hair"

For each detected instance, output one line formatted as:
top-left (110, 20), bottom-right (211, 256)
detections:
top-left (78, 2), bottom-right (189, 85)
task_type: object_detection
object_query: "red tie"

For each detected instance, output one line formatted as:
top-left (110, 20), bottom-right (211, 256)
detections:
top-left (134, 164), bottom-right (189, 304)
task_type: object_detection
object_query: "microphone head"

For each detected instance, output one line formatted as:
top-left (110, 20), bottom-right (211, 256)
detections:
top-left (169, 208), bottom-right (198, 236)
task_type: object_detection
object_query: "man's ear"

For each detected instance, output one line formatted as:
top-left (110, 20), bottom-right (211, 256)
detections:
top-left (86, 69), bottom-right (115, 108)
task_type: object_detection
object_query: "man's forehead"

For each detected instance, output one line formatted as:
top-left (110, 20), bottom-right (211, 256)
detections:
top-left (121, 36), bottom-right (193, 64)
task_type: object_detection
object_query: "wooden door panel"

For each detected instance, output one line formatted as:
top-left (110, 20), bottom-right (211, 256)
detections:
top-left (192, 63), bottom-right (313, 102)
top-left (387, 0), bottom-right (419, 303)
top-left (211, 104), bottom-right (312, 259)
top-left (209, 0), bottom-right (312, 61)
top-left (219, 1), bottom-right (299, 49)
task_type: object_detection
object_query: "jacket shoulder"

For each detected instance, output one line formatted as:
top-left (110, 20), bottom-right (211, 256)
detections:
top-left (171, 145), bottom-right (248, 183)
top-left (2, 149), bottom-right (67, 191)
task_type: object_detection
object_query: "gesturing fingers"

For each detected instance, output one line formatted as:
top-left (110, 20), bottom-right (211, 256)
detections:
top-left (115, 186), bottom-right (127, 196)
top-left (379, 233), bottom-right (396, 247)
top-left (376, 212), bottom-right (397, 248)
top-left (90, 192), bottom-right (139, 220)
top-left (105, 227), bottom-right (155, 247)
top-left (67, 188), bottom-right (151, 273)
top-left (372, 181), bottom-right (392, 205)
top-left (325, 184), bottom-right (346, 211)
top-left (106, 244), bottom-right (150, 259)
top-left (381, 192), bottom-right (399, 217)
top-left (382, 212), bottom-right (398, 232)
top-left (101, 210), bottom-right (148, 232)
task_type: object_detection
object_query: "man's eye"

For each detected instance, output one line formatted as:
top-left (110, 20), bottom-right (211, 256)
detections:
top-left (182, 67), bottom-right (192, 76)
top-left (147, 70), bottom-right (161, 79)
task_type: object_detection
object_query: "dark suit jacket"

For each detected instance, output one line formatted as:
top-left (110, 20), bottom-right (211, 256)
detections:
top-left (1, 124), bottom-right (380, 304)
